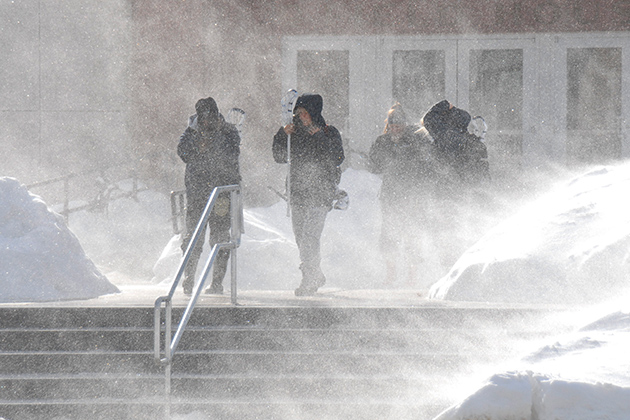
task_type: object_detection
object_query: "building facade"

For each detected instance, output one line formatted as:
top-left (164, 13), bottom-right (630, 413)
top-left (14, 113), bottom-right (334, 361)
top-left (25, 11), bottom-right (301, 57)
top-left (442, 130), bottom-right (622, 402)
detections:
top-left (283, 31), bottom-right (629, 178)
top-left (2, 0), bottom-right (629, 202)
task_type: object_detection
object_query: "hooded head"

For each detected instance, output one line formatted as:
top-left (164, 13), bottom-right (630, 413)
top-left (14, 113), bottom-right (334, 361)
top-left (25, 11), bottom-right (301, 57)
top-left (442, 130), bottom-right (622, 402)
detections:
top-left (423, 99), bottom-right (472, 139)
top-left (195, 97), bottom-right (220, 129)
top-left (294, 94), bottom-right (326, 128)
top-left (450, 106), bottom-right (472, 133)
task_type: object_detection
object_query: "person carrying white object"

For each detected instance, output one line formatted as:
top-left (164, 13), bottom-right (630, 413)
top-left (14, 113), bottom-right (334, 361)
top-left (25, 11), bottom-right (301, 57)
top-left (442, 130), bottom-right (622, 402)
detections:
top-left (272, 93), bottom-right (345, 296)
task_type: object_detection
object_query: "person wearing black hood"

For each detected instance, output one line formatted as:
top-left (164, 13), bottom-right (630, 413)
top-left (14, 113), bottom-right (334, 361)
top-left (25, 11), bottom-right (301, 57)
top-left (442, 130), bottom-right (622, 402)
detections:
top-left (422, 99), bottom-right (490, 193)
top-left (420, 99), bottom-right (490, 269)
top-left (177, 97), bottom-right (241, 295)
top-left (272, 93), bottom-right (345, 296)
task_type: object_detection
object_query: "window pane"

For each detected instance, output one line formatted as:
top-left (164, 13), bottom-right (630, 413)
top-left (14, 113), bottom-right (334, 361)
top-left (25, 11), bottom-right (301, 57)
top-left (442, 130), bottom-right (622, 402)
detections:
top-left (392, 50), bottom-right (445, 123)
top-left (567, 48), bottom-right (622, 164)
top-left (297, 50), bottom-right (350, 132)
top-left (469, 49), bottom-right (524, 174)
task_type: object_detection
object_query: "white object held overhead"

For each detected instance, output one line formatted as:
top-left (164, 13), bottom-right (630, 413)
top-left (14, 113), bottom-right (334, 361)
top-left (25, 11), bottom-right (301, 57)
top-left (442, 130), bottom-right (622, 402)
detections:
top-left (281, 89), bottom-right (299, 126)
top-left (468, 115), bottom-right (488, 141)
top-left (226, 107), bottom-right (246, 134)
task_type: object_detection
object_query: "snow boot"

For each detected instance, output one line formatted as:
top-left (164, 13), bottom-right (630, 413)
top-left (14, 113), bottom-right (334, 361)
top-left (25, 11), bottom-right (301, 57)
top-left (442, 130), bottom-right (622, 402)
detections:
top-left (205, 282), bottom-right (224, 295)
top-left (295, 263), bottom-right (326, 296)
top-left (294, 283), bottom-right (318, 296)
top-left (183, 275), bottom-right (194, 295)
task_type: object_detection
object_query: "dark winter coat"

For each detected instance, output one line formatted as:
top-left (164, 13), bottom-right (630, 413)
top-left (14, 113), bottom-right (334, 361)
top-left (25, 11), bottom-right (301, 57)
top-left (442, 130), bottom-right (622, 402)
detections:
top-left (368, 125), bottom-right (435, 204)
top-left (273, 124), bottom-right (344, 209)
top-left (177, 114), bottom-right (241, 203)
top-left (422, 100), bottom-right (490, 194)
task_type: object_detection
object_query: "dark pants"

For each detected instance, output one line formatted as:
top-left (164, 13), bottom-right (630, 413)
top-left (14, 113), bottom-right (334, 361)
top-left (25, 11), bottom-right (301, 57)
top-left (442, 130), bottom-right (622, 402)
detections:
top-left (181, 192), bottom-right (231, 291)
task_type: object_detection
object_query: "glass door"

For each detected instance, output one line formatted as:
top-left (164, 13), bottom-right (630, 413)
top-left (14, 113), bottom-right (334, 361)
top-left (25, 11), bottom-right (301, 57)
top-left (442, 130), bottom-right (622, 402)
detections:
top-left (458, 37), bottom-right (537, 179)
top-left (566, 47), bottom-right (622, 165)
top-left (379, 37), bottom-right (457, 129)
top-left (296, 50), bottom-right (350, 134)
top-left (557, 34), bottom-right (629, 165)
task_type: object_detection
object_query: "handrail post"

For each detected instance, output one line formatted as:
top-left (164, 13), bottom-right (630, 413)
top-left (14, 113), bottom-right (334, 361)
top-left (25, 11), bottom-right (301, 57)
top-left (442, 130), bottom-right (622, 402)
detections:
top-left (170, 191), bottom-right (182, 234)
top-left (63, 176), bottom-right (70, 223)
top-left (230, 188), bottom-right (242, 305)
top-left (230, 245), bottom-right (238, 305)
top-left (154, 297), bottom-right (165, 361)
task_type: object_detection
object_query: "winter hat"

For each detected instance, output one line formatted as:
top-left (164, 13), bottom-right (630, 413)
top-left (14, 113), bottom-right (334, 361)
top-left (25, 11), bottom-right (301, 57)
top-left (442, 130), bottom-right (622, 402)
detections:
top-left (387, 102), bottom-right (407, 125)
top-left (294, 94), bottom-right (326, 127)
top-left (195, 97), bottom-right (219, 119)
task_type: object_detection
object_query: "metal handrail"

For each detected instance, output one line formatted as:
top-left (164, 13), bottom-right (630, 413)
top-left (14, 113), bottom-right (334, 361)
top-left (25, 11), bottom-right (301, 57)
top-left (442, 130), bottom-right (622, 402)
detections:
top-left (154, 184), bottom-right (243, 366)
top-left (27, 167), bottom-right (147, 224)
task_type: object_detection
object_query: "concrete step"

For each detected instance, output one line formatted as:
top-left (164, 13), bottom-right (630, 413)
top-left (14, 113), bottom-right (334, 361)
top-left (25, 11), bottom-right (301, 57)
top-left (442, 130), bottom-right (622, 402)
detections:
top-left (0, 304), bottom-right (564, 420)
top-left (0, 350), bottom-right (472, 375)
top-left (0, 398), bottom-right (448, 420)
top-left (0, 305), bottom-right (559, 330)
top-left (0, 373), bottom-right (437, 401)
top-left (0, 326), bottom-right (544, 353)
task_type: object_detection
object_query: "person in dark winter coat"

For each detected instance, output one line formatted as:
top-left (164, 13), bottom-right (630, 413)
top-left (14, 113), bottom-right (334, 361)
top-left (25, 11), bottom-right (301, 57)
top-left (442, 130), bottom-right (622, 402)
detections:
top-left (368, 103), bottom-right (436, 286)
top-left (422, 99), bottom-right (490, 195)
top-left (273, 93), bottom-right (345, 296)
top-left (420, 99), bottom-right (490, 269)
top-left (177, 97), bottom-right (241, 295)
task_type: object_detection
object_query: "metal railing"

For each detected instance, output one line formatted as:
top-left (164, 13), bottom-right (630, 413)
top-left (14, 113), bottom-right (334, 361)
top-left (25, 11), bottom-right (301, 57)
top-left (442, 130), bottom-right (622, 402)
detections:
top-left (27, 168), bottom-right (147, 224)
top-left (169, 189), bottom-right (187, 235)
top-left (153, 184), bottom-right (243, 410)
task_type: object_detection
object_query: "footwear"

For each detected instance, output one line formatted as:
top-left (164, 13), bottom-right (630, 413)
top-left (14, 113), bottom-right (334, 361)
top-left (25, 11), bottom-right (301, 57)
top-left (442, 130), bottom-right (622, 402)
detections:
top-left (183, 275), bottom-right (194, 296)
top-left (205, 283), bottom-right (223, 295)
top-left (314, 273), bottom-right (326, 288)
top-left (299, 263), bottom-right (326, 288)
top-left (183, 280), bottom-right (193, 295)
top-left (294, 284), bottom-right (318, 296)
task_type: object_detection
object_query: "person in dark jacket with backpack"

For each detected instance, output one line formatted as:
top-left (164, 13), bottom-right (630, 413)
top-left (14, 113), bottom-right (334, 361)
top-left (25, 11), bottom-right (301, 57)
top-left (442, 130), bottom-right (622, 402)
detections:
top-left (369, 103), bottom-right (436, 286)
top-left (178, 97), bottom-right (241, 295)
top-left (420, 99), bottom-right (490, 269)
top-left (273, 93), bottom-right (345, 296)
top-left (422, 99), bottom-right (490, 194)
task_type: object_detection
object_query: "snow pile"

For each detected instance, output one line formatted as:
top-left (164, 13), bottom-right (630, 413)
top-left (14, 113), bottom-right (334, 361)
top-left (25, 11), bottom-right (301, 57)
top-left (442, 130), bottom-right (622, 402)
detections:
top-left (0, 177), bottom-right (119, 303)
top-left (435, 301), bottom-right (630, 420)
top-left (430, 165), bottom-right (630, 304)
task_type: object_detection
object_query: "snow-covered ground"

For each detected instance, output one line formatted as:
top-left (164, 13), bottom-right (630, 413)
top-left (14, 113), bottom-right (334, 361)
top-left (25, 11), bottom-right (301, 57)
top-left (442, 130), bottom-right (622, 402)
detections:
top-left (2, 162), bottom-right (630, 419)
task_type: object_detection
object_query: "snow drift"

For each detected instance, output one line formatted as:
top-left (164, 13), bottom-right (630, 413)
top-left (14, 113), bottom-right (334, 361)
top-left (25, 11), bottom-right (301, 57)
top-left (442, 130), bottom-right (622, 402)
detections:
top-left (435, 301), bottom-right (630, 420)
top-left (430, 164), bottom-right (630, 304)
top-left (0, 177), bottom-right (119, 302)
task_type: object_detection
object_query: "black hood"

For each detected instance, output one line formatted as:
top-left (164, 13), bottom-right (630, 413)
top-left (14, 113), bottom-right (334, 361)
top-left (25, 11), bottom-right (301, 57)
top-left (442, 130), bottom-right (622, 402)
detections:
top-left (424, 99), bottom-right (472, 138)
top-left (294, 94), bottom-right (326, 128)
